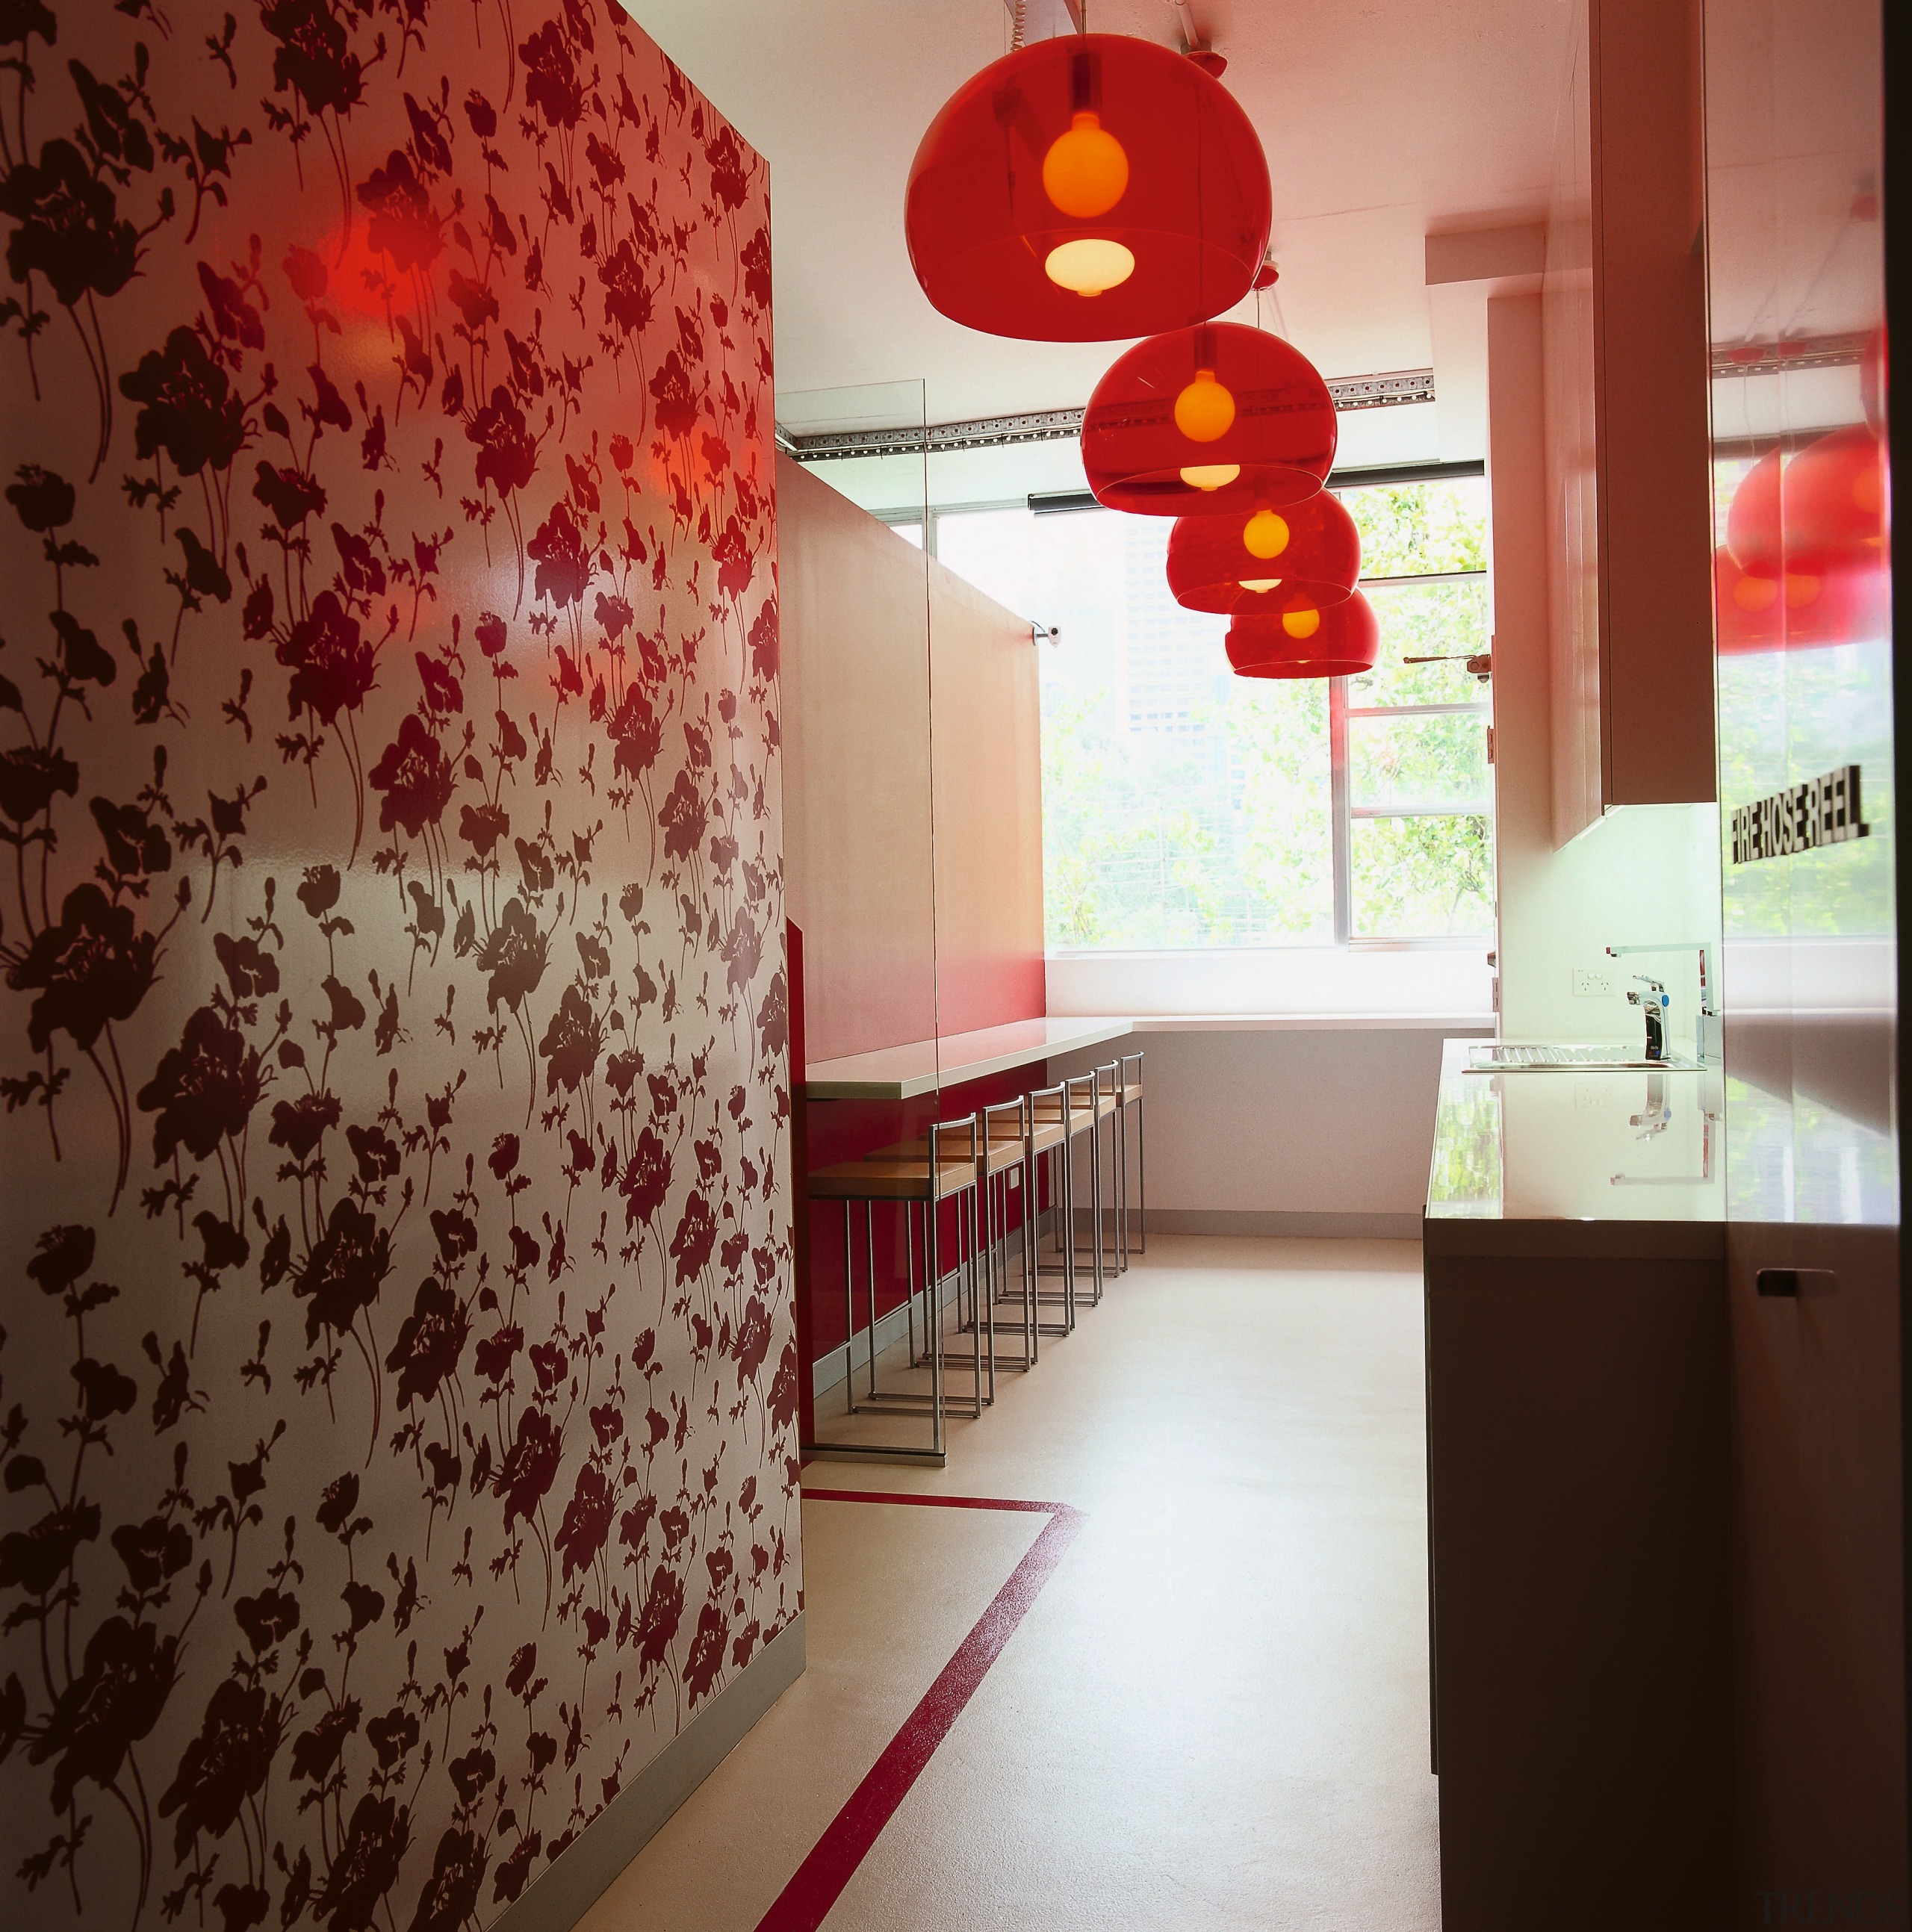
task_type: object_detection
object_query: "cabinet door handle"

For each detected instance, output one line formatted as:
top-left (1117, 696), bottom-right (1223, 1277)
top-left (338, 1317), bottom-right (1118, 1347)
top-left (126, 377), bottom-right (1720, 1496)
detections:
top-left (1755, 1267), bottom-right (1836, 1297)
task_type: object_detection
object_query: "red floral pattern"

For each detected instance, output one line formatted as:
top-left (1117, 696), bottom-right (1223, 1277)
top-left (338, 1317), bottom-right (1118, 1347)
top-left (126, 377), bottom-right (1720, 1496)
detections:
top-left (0, 4), bottom-right (791, 1927)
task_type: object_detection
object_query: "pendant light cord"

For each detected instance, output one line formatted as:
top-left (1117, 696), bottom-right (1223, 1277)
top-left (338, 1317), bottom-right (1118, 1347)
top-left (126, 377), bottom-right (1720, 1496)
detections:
top-left (1010, 0), bottom-right (1025, 49)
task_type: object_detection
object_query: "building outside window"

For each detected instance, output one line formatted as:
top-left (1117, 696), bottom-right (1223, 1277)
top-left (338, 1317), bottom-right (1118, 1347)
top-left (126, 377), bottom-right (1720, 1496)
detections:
top-left (933, 474), bottom-right (1493, 951)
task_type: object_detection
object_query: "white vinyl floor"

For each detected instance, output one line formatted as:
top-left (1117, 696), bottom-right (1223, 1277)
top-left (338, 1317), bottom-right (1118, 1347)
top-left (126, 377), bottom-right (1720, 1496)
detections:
top-left (580, 1234), bottom-right (1441, 1931)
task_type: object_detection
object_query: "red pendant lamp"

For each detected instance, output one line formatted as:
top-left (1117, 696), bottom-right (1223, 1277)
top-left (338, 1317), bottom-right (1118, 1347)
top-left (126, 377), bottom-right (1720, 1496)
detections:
top-left (1226, 591), bottom-right (1379, 679)
top-left (1167, 490), bottom-right (1361, 616)
top-left (1083, 322), bottom-right (1337, 515)
top-left (904, 34), bottom-right (1272, 343)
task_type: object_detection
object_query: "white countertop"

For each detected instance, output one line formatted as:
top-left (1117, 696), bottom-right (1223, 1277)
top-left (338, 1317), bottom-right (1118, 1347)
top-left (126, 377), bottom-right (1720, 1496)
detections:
top-left (804, 1016), bottom-right (1135, 1100)
top-left (1424, 1038), bottom-right (1727, 1258)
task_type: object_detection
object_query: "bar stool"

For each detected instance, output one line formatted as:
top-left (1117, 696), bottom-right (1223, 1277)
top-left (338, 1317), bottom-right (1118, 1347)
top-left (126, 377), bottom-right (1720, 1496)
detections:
top-left (804, 1113), bottom-right (989, 1460)
top-left (1117, 1049), bottom-right (1146, 1258)
top-left (1016, 1080), bottom-right (1079, 1338)
top-left (866, 1113), bottom-right (1024, 1402)
top-left (1028, 1069), bottom-right (1109, 1310)
top-left (1093, 1060), bottom-right (1128, 1276)
top-left (973, 1091), bottom-right (1072, 1368)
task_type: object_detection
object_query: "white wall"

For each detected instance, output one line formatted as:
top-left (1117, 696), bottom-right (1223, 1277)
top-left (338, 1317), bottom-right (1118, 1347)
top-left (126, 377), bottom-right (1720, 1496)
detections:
top-left (1046, 945), bottom-right (1494, 1019)
top-left (1049, 1019), bottom-right (1492, 1236)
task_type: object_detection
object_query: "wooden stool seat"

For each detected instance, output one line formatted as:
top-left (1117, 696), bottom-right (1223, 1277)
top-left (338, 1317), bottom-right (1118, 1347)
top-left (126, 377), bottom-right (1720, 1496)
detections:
top-left (808, 1155), bottom-right (975, 1202)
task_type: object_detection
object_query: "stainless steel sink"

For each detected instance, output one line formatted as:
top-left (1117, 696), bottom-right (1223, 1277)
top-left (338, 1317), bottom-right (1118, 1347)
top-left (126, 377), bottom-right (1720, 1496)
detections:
top-left (1467, 1043), bottom-right (1706, 1073)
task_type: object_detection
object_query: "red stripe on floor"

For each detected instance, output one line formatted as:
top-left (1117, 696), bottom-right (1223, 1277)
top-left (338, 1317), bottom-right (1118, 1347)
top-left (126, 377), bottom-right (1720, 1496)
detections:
top-left (754, 1491), bottom-right (1085, 1932)
top-left (801, 1486), bottom-right (1057, 1514)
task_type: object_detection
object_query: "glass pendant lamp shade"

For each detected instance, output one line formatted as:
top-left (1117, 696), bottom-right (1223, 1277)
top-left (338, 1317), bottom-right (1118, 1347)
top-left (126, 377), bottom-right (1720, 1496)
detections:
top-left (1166, 491), bottom-right (1361, 615)
top-left (1226, 591), bottom-right (1379, 678)
top-left (904, 35), bottom-right (1272, 343)
top-left (1083, 323), bottom-right (1338, 515)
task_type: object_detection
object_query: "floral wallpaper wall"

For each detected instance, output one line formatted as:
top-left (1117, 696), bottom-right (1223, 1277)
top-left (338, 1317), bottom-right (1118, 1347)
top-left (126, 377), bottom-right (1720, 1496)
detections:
top-left (0, 4), bottom-right (796, 1929)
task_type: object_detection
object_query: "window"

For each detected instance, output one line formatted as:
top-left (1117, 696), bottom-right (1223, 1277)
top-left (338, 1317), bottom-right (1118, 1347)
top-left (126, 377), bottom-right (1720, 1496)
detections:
top-left (1338, 482), bottom-right (1494, 941)
top-left (934, 474), bottom-right (1492, 950)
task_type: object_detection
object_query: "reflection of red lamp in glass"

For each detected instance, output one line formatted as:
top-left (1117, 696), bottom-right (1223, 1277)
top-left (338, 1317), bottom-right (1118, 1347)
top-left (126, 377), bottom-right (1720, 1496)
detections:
top-left (904, 35), bottom-right (1271, 342)
top-left (1083, 322), bottom-right (1337, 515)
top-left (1782, 424), bottom-right (1886, 575)
top-left (1726, 425), bottom-right (1887, 582)
top-left (1167, 491), bottom-right (1361, 615)
top-left (1725, 447), bottom-right (1784, 579)
top-left (1712, 544), bottom-right (1783, 653)
top-left (1226, 591), bottom-right (1379, 678)
top-left (1713, 544), bottom-right (1887, 654)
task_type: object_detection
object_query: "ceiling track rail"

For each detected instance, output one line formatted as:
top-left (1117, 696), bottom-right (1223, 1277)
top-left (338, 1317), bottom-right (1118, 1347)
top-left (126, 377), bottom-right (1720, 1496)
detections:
top-left (778, 369), bottom-right (1438, 462)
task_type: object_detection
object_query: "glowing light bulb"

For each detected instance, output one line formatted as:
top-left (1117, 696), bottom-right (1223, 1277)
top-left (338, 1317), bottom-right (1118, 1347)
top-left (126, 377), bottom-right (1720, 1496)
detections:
top-left (1243, 509), bottom-right (1289, 559)
top-left (1782, 572), bottom-right (1822, 608)
top-left (1733, 576), bottom-right (1778, 612)
top-left (1281, 603), bottom-right (1321, 639)
top-left (1043, 237), bottom-right (1136, 296)
top-left (1042, 111), bottom-right (1130, 219)
top-left (1173, 368), bottom-right (1236, 442)
top-left (1179, 464), bottom-right (1241, 491)
top-left (1239, 577), bottom-right (1282, 593)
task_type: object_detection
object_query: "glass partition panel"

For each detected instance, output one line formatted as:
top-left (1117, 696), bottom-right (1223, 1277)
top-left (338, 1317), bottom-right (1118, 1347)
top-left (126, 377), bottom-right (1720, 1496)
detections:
top-left (777, 379), bottom-right (955, 1460)
top-left (937, 503), bottom-right (1335, 948)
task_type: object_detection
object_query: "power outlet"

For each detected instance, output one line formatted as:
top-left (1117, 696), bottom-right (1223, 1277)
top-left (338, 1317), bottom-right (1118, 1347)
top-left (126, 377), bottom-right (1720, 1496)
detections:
top-left (1573, 966), bottom-right (1615, 997)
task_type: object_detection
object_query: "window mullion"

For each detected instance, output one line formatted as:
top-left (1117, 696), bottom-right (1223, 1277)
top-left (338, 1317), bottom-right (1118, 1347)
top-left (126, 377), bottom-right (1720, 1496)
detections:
top-left (1330, 674), bottom-right (1352, 945)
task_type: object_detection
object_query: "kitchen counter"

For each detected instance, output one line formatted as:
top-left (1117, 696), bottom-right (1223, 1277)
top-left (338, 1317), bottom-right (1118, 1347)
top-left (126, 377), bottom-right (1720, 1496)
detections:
top-left (1424, 1036), bottom-right (1725, 1258)
top-left (1421, 1035), bottom-right (1731, 1930)
top-left (804, 1015), bottom-right (1133, 1100)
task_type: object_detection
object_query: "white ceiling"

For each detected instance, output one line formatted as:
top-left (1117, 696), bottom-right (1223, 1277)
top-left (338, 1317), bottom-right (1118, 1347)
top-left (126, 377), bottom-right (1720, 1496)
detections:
top-left (623, 0), bottom-right (1569, 471)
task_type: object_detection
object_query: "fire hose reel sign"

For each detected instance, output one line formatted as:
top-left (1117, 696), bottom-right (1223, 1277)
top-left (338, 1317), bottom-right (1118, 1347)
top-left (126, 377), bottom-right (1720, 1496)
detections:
top-left (1729, 764), bottom-right (1870, 866)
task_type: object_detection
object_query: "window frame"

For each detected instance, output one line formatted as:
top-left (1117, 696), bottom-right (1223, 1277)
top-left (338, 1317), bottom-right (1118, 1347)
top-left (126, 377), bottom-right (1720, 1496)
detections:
top-left (1333, 556), bottom-right (1493, 948)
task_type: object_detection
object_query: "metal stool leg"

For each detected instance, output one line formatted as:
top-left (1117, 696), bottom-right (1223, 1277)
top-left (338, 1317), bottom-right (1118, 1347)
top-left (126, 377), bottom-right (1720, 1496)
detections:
top-left (1136, 1081), bottom-right (1147, 1255)
top-left (841, 1200), bottom-right (857, 1414)
top-left (927, 1193), bottom-right (944, 1455)
top-left (904, 1200), bottom-right (919, 1367)
top-left (864, 1199), bottom-right (879, 1398)
top-left (1114, 1083), bottom-right (1129, 1276)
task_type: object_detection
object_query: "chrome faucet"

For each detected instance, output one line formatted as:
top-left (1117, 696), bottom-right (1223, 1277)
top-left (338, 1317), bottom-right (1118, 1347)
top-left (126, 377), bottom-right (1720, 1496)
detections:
top-left (1625, 975), bottom-right (1671, 1062)
top-left (1606, 942), bottom-right (1719, 1062)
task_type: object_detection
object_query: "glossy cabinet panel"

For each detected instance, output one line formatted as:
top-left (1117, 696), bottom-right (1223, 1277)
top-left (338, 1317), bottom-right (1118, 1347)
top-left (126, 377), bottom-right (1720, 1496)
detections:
top-left (1545, 0), bottom-right (1717, 842)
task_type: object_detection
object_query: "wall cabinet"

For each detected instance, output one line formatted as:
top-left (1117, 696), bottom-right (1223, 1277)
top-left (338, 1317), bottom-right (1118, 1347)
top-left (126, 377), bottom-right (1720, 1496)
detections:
top-left (1544, 0), bottom-right (1715, 843)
